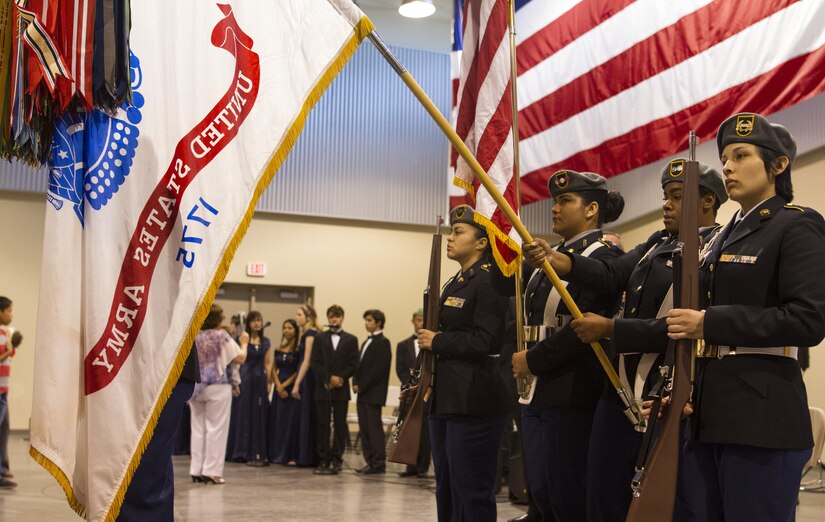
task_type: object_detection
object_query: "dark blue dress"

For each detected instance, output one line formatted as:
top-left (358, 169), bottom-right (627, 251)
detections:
top-left (228, 337), bottom-right (270, 463)
top-left (296, 330), bottom-right (318, 467)
top-left (267, 350), bottom-right (301, 463)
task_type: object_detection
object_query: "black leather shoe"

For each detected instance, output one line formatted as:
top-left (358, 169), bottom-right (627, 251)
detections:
top-left (313, 463), bottom-right (331, 475)
top-left (355, 465), bottom-right (371, 474)
top-left (397, 469), bottom-right (418, 477)
top-left (362, 466), bottom-right (386, 475)
top-left (331, 461), bottom-right (342, 473)
top-left (508, 513), bottom-right (537, 522)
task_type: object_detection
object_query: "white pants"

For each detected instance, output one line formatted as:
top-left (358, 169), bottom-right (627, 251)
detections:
top-left (189, 383), bottom-right (232, 477)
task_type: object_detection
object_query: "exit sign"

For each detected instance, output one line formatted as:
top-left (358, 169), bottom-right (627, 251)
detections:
top-left (246, 262), bottom-right (267, 277)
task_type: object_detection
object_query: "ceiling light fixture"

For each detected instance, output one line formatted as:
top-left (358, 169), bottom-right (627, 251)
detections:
top-left (399, 0), bottom-right (436, 19)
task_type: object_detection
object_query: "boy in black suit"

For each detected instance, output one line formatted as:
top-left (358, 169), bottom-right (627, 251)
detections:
top-left (353, 309), bottom-right (392, 474)
top-left (310, 305), bottom-right (358, 475)
top-left (395, 309), bottom-right (423, 386)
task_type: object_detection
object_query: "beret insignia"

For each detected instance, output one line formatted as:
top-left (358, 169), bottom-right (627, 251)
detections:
top-left (555, 171), bottom-right (569, 188)
top-left (669, 159), bottom-right (685, 178)
top-left (735, 114), bottom-right (755, 137)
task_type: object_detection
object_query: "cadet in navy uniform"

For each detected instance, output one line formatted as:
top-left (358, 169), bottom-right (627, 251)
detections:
top-left (418, 205), bottom-right (510, 522)
top-left (118, 345), bottom-right (200, 521)
top-left (668, 113), bottom-right (825, 520)
top-left (493, 170), bottom-right (624, 521)
top-left (527, 161), bottom-right (728, 521)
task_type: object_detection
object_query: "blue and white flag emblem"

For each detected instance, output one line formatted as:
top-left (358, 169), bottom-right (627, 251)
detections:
top-left (47, 53), bottom-right (143, 225)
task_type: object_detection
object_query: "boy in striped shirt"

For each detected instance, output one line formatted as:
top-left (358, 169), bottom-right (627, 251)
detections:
top-left (0, 296), bottom-right (16, 488)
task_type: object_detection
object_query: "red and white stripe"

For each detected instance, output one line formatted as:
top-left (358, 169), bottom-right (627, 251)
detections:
top-left (61, 0), bottom-right (95, 107)
top-left (450, 0), bottom-right (520, 275)
top-left (453, 0), bottom-right (825, 206)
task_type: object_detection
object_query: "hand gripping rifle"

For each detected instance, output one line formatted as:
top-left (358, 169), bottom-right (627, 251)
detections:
top-left (388, 215), bottom-right (442, 465)
top-left (626, 132), bottom-right (700, 521)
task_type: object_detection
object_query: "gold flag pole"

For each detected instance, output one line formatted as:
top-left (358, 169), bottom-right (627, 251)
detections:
top-left (364, 30), bottom-right (642, 427)
top-left (507, 0), bottom-right (533, 402)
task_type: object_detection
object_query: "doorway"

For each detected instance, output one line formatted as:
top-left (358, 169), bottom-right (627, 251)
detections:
top-left (214, 282), bottom-right (314, 341)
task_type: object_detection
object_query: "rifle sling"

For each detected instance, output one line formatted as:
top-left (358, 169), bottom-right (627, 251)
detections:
top-left (633, 337), bottom-right (677, 476)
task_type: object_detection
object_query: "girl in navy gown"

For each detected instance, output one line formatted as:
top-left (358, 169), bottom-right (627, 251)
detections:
top-left (228, 310), bottom-right (270, 465)
top-left (290, 304), bottom-right (321, 467)
top-left (267, 319), bottom-right (301, 464)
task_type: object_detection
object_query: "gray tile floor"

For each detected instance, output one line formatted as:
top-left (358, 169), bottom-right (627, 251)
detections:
top-left (3, 430), bottom-right (825, 520)
top-left (0, 431), bottom-right (524, 520)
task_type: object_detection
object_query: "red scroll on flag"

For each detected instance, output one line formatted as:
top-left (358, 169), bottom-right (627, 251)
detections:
top-left (450, 0), bottom-right (521, 276)
top-left (84, 5), bottom-right (260, 395)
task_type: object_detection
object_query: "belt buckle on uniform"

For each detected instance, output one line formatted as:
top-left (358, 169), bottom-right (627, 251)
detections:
top-left (523, 325), bottom-right (539, 343)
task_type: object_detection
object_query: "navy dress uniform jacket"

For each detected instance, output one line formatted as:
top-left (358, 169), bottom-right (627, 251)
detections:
top-left (492, 230), bottom-right (623, 410)
top-left (566, 230), bottom-right (674, 400)
top-left (430, 258), bottom-right (510, 417)
top-left (565, 226), bottom-right (721, 400)
top-left (695, 196), bottom-right (825, 450)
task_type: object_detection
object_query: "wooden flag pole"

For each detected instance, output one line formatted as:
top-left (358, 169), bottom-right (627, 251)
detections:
top-left (366, 30), bottom-right (642, 428)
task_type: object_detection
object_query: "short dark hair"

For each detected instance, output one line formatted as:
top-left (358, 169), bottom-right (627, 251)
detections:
top-left (327, 304), bottom-right (344, 318)
top-left (363, 309), bottom-right (386, 328)
top-left (0, 297), bottom-right (10, 312)
top-left (202, 304), bottom-right (224, 330)
top-left (756, 145), bottom-right (793, 202)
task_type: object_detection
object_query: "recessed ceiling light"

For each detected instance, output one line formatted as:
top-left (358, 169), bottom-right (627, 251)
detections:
top-left (399, 0), bottom-right (436, 19)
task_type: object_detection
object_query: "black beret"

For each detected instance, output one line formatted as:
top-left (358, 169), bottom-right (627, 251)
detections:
top-left (449, 204), bottom-right (486, 232)
top-left (547, 170), bottom-right (606, 199)
top-left (716, 113), bottom-right (796, 162)
top-left (660, 159), bottom-right (728, 204)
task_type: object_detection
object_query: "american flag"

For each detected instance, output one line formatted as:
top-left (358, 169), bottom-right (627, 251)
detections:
top-left (450, 0), bottom-right (521, 277)
top-left (452, 0), bottom-right (825, 208)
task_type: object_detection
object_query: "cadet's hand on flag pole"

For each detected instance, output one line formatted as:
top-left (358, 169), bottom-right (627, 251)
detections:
top-left (571, 313), bottom-right (614, 343)
top-left (523, 239), bottom-right (573, 275)
top-left (512, 351), bottom-right (531, 378)
top-left (523, 240), bottom-right (551, 269)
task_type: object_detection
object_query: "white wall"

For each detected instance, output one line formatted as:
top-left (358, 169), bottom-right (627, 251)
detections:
top-left (0, 193), bottom-right (44, 430)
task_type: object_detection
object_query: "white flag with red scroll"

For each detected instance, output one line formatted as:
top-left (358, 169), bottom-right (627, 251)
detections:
top-left (28, 2), bottom-right (372, 520)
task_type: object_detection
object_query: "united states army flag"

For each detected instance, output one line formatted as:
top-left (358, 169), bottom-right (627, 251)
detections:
top-left (28, 2), bottom-right (372, 520)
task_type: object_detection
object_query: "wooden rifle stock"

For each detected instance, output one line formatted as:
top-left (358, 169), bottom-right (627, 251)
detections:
top-left (388, 218), bottom-right (442, 465)
top-left (627, 134), bottom-right (700, 521)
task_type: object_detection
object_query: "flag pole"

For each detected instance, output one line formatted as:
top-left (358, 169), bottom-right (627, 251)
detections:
top-left (507, 0), bottom-right (534, 402)
top-left (365, 30), bottom-right (642, 428)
